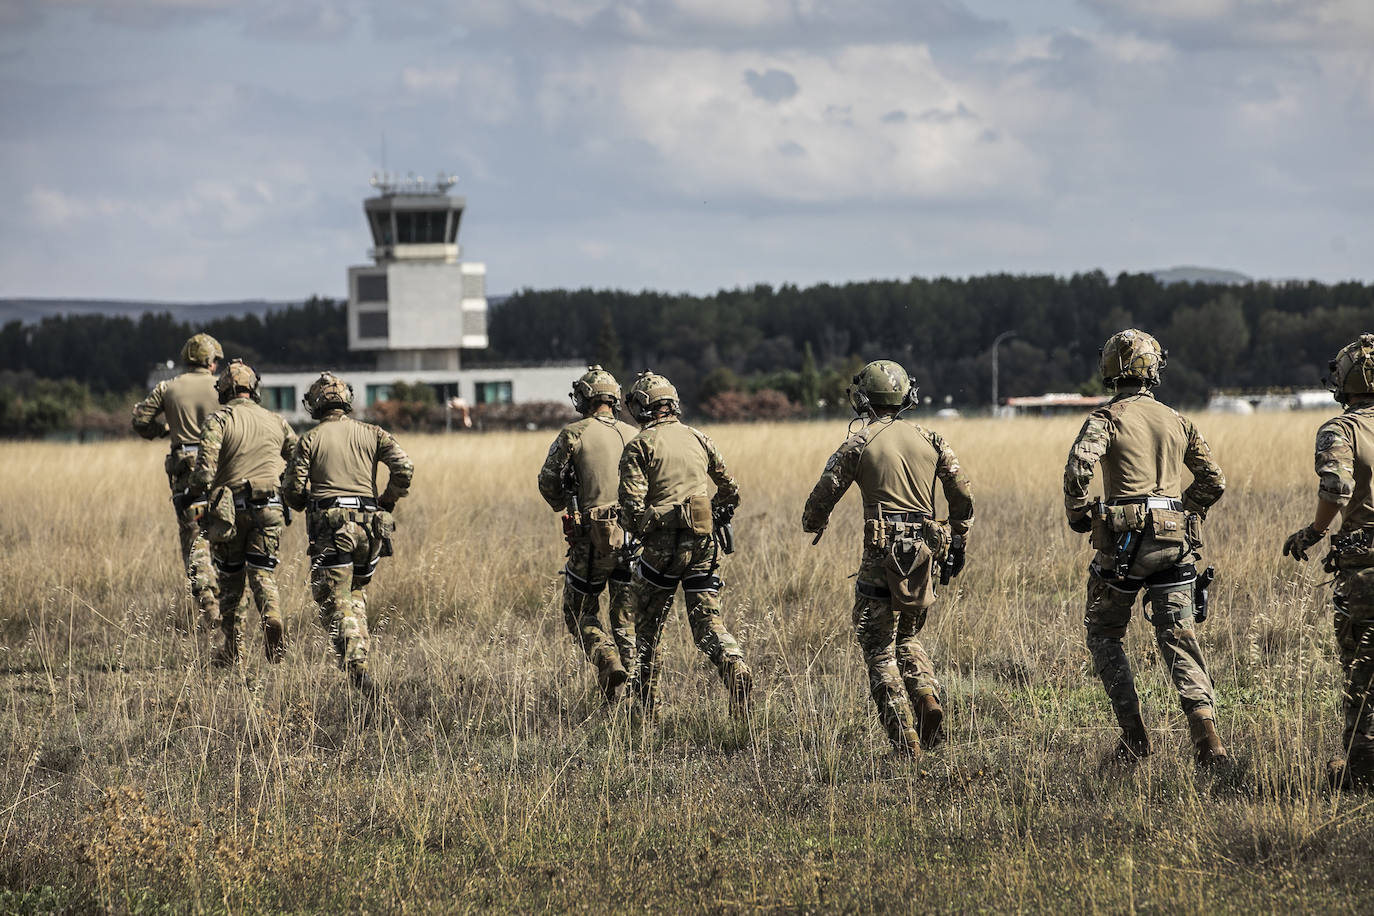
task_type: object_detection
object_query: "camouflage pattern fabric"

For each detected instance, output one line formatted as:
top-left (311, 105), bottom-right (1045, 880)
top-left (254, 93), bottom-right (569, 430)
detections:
top-left (1332, 568), bottom-right (1374, 762)
top-left (618, 416), bottom-right (739, 535)
top-left (1314, 406), bottom-right (1374, 532)
top-left (562, 535), bottom-right (637, 680)
top-left (284, 411), bottom-right (414, 674)
top-left (852, 545), bottom-right (938, 749)
top-left (1083, 534), bottom-right (1217, 724)
top-left (627, 528), bottom-right (746, 710)
top-left (212, 504), bottom-right (286, 654)
top-left (172, 458), bottom-right (219, 622)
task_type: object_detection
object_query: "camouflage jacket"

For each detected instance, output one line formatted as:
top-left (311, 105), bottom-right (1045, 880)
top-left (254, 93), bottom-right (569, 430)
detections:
top-left (1063, 388), bottom-right (1224, 522)
top-left (283, 411), bottom-right (414, 510)
top-left (1313, 403), bottom-right (1374, 533)
top-left (801, 417), bottom-right (975, 537)
top-left (190, 398), bottom-right (298, 496)
top-left (618, 416), bottom-right (739, 537)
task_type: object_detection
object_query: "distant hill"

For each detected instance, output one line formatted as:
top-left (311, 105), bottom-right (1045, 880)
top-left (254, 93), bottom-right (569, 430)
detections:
top-left (1150, 266), bottom-right (1251, 286)
top-left (0, 299), bottom-right (299, 327)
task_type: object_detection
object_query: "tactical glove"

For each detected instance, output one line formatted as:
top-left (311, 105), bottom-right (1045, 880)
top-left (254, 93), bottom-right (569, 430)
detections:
top-left (945, 535), bottom-right (966, 580)
top-left (378, 496), bottom-right (397, 512)
top-left (1067, 511), bottom-right (1093, 534)
top-left (1283, 525), bottom-right (1325, 562)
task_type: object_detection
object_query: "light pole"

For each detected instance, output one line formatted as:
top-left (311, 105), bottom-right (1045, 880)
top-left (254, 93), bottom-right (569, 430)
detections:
top-left (991, 330), bottom-right (1017, 414)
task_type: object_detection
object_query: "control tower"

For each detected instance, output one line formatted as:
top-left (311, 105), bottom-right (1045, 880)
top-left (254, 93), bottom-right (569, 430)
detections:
top-left (347, 172), bottom-right (488, 371)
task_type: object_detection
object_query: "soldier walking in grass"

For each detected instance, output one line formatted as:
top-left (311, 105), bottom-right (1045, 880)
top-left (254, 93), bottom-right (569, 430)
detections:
top-left (1064, 329), bottom-right (1228, 767)
top-left (537, 366), bottom-right (640, 702)
top-left (284, 373), bottom-right (413, 697)
top-left (802, 360), bottom-right (973, 758)
top-left (618, 371), bottom-right (752, 718)
top-left (131, 333), bottom-right (223, 629)
top-left (190, 359), bottom-right (298, 666)
top-left (1284, 334), bottom-right (1374, 790)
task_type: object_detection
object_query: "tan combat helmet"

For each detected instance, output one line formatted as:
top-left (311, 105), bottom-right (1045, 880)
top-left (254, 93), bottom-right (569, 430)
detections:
top-left (848, 359), bottom-right (917, 415)
top-left (627, 371), bottom-right (680, 424)
top-left (302, 371), bottom-right (354, 418)
top-left (181, 333), bottom-right (223, 368)
top-left (215, 358), bottom-right (261, 404)
top-left (570, 365), bottom-right (622, 415)
top-left (1325, 334), bottom-right (1374, 405)
top-left (1099, 328), bottom-right (1166, 389)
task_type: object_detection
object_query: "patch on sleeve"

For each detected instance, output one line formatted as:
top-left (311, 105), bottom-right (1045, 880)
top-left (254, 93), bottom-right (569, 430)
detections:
top-left (1316, 428), bottom-right (1342, 452)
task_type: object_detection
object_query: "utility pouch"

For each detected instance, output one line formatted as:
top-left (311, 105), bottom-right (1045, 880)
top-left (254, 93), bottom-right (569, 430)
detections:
top-left (1332, 528), bottom-right (1374, 569)
top-left (882, 532), bottom-right (933, 613)
top-left (685, 493), bottom-right (713, 537)
top-left (249, 482), bottom-right (278, 501)
top-left (1185, 512), bottom-right (1204, 551)
top-left (864, 518), bottom-right (889, 550)
top-left (371, 510), bottom-right (396, 559)
top-left (921, 519), bottom-right (952, 563)
top-left (1149, 507), bottom-right (1188, 546)
top-left (586, 505), bottom-right (625, 553)
top-left (205, 485), bottom-right (238, 543)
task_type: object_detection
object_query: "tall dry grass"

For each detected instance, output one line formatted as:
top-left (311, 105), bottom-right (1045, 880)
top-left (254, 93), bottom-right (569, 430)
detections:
top-left (0, 411), bottom-right (1368, 913)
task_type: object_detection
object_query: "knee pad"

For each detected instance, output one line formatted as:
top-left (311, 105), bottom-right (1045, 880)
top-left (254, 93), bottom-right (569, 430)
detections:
top-left (354, 555), bottom-right (381, 580)
top-left (564, 566), bottom-right (608, 596)
top-left (682, 572), bottom-right (722, 594)
top-left (637, 557), bottom-right (680, 591)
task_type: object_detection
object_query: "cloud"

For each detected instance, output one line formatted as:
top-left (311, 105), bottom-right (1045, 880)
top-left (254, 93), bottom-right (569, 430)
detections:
top-left (744, 67), bottom-right (798, 102)
top-left (541, 43), bottom-right (1041, 204)
top-left (1082, 0), bottom-right (1374, 48)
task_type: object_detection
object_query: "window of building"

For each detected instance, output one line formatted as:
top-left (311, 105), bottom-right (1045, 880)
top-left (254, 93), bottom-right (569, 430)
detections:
top-left (431, 382), bottom-right (460, 402)
top-left (263, 385), bottom-right (296, 413)
top-left (369, 212), bottom-right (393, 246)
top-left (357, 310), bottom-right (388, 340)
top-left (357, 274), bottom-right (388, 302)
top-left (474, 380), bottom-right (513, 405)
top-left (395, 209), bottom-right (449, 244)
top-left (365, 384), bottom-right (393, 407)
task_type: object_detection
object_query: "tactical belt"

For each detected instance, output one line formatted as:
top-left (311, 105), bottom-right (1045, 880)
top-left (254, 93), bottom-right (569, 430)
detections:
top-left (876, 511), bottom-right (928, 524)
top-left (1091, 560), bottom-right (1196, 595)
top-left (311, 495), bottom-right (378, 511)
top-left (172, 443), bottom-right (200, 456)
top-left (1107, 497), bottom-right (1183, 511)
top-left (857, 579), bottom-right (892, 600)
top-left (234, 492), bottom-right (282, 511)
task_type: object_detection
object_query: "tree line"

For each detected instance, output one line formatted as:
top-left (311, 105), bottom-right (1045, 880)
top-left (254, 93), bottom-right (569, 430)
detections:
top-left (3, 273), bottom-right (1372, 435)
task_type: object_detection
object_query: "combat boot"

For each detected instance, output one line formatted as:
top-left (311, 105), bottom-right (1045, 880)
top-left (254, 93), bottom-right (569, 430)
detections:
top-left (211, 628), bottom-right (240, 668)
top-left (263, 618), bottom-right (286, 664)
top-left (724, 658), bottom-right (753, 721)
top-left (1188, 714), bottom-right (1228, 768)
top-left (1106, 712), bottom-right (1151, 765)
top-left (915, 693), bottom-right (946, 750)
top-left (348, 662), bottom-right (381, 711)
top-left (892, 727), bottom-right (922, 759)
top-left (596, 654), bottom-right (628, 703)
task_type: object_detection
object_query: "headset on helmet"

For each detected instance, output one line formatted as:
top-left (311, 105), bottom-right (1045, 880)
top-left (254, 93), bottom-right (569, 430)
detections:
top-left (181, 333), bottom-right (223, 369)
top-left (215, 359), bottom-right (260, 404)
top-left (1324, 334), bottom-right (1374, 405)
top-left (847, 360), bottom-right (918, 417)
top-left (627, 371), bottom-right (680, 424)
top-left (570, 365), bottom-right (622, 415)
top-left (303, 372), bottom-right (355, 418)
top-left (1099, 329), bottom-right (1167, 389)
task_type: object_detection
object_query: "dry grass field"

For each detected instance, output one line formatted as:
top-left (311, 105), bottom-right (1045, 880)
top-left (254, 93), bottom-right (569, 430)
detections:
top-left (1, 411), bottom-right (1369, 913)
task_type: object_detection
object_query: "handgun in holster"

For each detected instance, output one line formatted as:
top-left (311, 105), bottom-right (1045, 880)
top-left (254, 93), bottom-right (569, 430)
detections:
top-left (560, 462), bottom-right (583, 540)
top-left (1194, 566), bottom-right (1216, 623)
top-left (713, 504), bottom-right (736, 555)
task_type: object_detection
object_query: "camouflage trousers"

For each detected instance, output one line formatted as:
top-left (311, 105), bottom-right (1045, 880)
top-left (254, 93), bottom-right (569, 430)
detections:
top-left (167, 457), bottom-right (218, 622)
top-left (1084, 536), bottom-right (1216, 726)
top-left (1332, 567), bottom-right (1374, 762)
top-left (562, 535), bottom-right (636, 681)
top-left (308, 508), bottom-right (394, 673)
top-left (628, 528), bottom-right (748, 709)
top-left (210, 504), bottom-right (285, 656)
top-left (853, 545), bottom-right (939, 750)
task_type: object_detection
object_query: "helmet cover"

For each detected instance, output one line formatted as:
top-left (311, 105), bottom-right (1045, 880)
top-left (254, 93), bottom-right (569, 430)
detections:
top-left (181, 333), bottom-right (223, 368)
top-left (848, 359), bottom-right (916, 415)
top-left (215, 358), bottom-right (260, 404)
top-left (1099, 328), bottom-right (1166, 388)
top-left (570, 365), bottom-right (622, 414)
top-left (627, 370), bottom-right (680, 423)
top-left (303, 371), bottom-right (355, 417)
top-left (1325, 334), bottom-right (1374, 404)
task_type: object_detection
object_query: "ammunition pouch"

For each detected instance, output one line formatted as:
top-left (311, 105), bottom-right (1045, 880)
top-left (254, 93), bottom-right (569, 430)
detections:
top-left (1090, 502), bottom-right (1147, 552)
top-left (164, 444), bottom-right (199, 484)
top-left (648, 494), bottom-right (714, 537)
top-left (1328, 527), bottom-right (1374, 571)
top-left (1147, 507), bottom-right (1187, 546)
top-left (585, 504), bottom-right (625, 554)
top-left (864, 513), bottom-right (941, 613)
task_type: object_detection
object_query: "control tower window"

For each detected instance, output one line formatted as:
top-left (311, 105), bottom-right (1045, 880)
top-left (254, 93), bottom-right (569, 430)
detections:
top-left (396, 210), bottom-right (449, 244)
top-left (358, 310), bottom-right (388, 340)
top-left (369, 212), bottom-right (393, 246)
top-left (357, 274), bottom-right (388, 302)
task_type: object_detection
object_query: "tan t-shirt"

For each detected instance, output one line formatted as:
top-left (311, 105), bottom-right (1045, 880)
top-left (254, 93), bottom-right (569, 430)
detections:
top-left (289, 414), bottom-right (413, 501)
top-left (854, 419), bottom-right (942, 516)
top-left (204, 399), bottom-right (296, 492)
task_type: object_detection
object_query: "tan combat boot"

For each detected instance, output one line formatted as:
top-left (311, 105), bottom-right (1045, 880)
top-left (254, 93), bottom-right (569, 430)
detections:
top-left (1107, 712), bottom-right (1151, 765)
top-left (915, 693), bottom-right (945, 750)
top-left (1188, 714), bottom-right (1228, 768)
top-left (263, 618), bottom-right (286, 664)
top-left (724, 658), bottom-right (753, 721)
top-left (893, 727), bottom-right (922, 759)
top-left (595, 651), bottom-right (628, 703)
top-left (211, 627), bottom-right (240, 668)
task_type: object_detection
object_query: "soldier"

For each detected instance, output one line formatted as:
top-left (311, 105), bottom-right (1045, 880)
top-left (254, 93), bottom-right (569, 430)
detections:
top-left (190, 359), bottom-right (298, 665)
top-left (537, 366), bottom-right (640, 701)
top-left (618, 371), bottom-right (752, 718)
top-left (283, 373), bottom-right (413, 695)
top-left (1064, 329), bottom-right (1227, 767)
top-left (802, 361), bottom-right (974, 757)
top-left (131, 333), bottom-right (223, 628)
top-left (1283, 334), bottom-right (1374, 789)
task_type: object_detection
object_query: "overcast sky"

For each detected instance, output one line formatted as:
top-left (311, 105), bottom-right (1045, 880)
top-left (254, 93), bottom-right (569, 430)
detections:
top-left (2, 0), bottom-right (1372, 301)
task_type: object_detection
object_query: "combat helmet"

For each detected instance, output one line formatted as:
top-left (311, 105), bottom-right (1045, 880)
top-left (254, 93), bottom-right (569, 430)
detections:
top-left (215, 359), bottom-right (260, 404)
top-left (848, 360), bottom-right (917, 416)
top-left (302, 371), bottom-right (354, 418)
top-left (181, 333), bottom-right (223, 368)
top-left (1099, 329), bottom-right (1166, 389)
top-left (570, 365), bottom-right (622, 415)
top-left (1325, 334), bottom-right (1374, 405)
top-left (627, 371), bottom-right (680, 424)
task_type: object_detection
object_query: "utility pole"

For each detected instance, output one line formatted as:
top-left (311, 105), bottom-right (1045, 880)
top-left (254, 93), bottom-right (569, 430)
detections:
top-left (991, 330), bottom-right (1017, 415)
